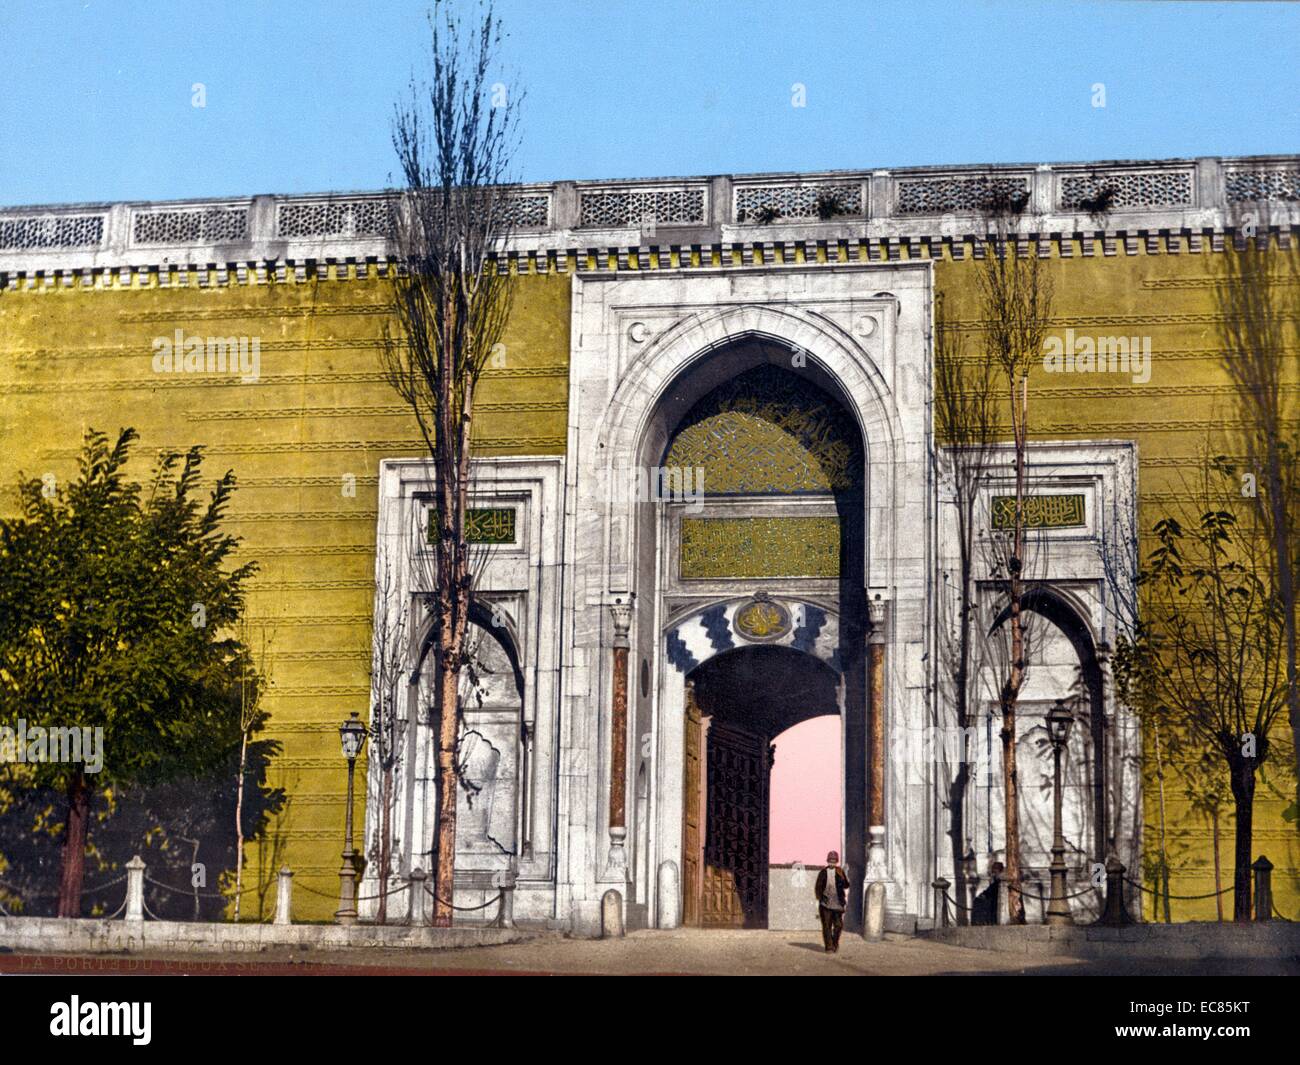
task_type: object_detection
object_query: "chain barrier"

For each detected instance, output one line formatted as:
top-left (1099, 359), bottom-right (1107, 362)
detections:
top-left (1123, 877), bottom-right (1234, 901)
top-left (81, 875), bottom-right (128, 895)
top-left (293, 879), bottom-right (410, 903)
top-left (1007, 882), bottom-right (1099, 902)
top-left (940, 881), bottom-right (1098, 918)
top-left (0, 875), bottom-right (125, 901)
top-left (424, 883), bottom-right (504, 912)
top-left (143, 875), bottom-right (258, 900)
top-left (940, 891), bottom-right (975, 914)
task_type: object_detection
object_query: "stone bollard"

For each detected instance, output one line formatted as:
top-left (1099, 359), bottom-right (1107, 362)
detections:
top-left (996, 871), bottom-right (1010, 926)
top-left (124, 855), bottom-right (146, 921)
top-left (932, 877), bottom-right (951, 929)
top-left (601, 889), bottom-right (625, 938)
top-left (273, 865), bottom-right (294, 926)
top-left (864, 881), bottom-right (886, 941)
top-left (494, 867), bottom-right (517, 929)
top-left (408, 868), bottom-right (428, 926)
top-left (1252, 855), bottom-right (1273, 922)
top-left (1095, 855), bottom-right (1134, 927)
top-left (656, 861), bottom-right (680, 929)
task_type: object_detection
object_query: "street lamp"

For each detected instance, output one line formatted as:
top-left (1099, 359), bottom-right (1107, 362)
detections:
top-left (1045, 698), bottom-right (1074, 926)
top-left (335, 711), bottom-right (368, 926)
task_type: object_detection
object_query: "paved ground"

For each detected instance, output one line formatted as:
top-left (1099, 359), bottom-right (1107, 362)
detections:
top-left (3, 927), bottom-right (1292, 976)
top-left (1, 930), bottom-right (1072, 976)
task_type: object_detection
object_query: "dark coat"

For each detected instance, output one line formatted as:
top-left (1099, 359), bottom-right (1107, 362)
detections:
top-left (814, 865), bottom-right (849, 909)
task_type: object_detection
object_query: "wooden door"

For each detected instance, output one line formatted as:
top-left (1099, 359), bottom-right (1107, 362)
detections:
top-left (681, 682), bottom-right (703, 927)
top-left (702, 721), bottom-right (772, 928)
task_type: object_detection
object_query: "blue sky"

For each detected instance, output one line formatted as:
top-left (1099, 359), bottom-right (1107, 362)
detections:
top-left (1, 0), bottom-right (1296, 207)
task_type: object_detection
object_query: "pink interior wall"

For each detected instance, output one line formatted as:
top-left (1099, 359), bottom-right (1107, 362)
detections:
top-left (768, 715), bottom-right (842, 865)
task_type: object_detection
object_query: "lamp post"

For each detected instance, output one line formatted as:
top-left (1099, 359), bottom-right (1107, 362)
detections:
top-left (1045, 699), bottom-right (1074, 926)
top-left (335, 711), bottom-right (367, 926)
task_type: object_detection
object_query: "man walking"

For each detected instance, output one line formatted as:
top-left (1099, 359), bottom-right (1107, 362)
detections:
top-left (814, 850), bottom-right (849, 952)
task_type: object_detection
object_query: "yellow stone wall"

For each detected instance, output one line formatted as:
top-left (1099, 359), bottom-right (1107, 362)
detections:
top-left (0, 271), bottom-right (569, 917)
top-left (1, 240), bottom-right (1295, 920)
top-left (934, 246), bottom-right (1300, 921)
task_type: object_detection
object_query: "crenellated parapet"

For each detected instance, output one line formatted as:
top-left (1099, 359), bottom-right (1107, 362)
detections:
top-left (2, 155), bottom-right (1297, 288)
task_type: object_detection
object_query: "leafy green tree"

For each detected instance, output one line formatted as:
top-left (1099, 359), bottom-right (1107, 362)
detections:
top-left (0, 428), bottom-right (258, 915)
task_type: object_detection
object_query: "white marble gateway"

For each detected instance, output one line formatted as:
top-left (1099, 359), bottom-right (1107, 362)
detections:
top-left (360, 262), bottom-right (1139, 935)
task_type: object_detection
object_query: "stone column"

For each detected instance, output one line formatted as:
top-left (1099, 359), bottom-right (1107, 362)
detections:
top-left (866, 596), bottom-right (888, 881)
top-left (606, 598), bottom-right (634, 875)
top-left (863, 596), bottom-right (888, 941)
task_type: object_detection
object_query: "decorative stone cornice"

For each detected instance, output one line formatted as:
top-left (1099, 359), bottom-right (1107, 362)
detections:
top-left (2, 155), bottom-right (1296, 286)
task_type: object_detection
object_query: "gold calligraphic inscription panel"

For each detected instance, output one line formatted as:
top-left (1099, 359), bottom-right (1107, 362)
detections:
top-left (664, 366), bottom-right (862, 495)
top-left (428, 507), bottom-right (518, 545)
top-left (990, 494), bottom-right (1085, 530)
top-left (680, 516), bottom-right (840, 579)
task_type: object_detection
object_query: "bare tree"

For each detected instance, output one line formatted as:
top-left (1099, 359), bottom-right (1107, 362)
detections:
top-left (381, 0), bottom-right (521, 926)
top-left (1096, 478), bottom-right (1165, 907)
top-left (974, 189), bottom-right (1055, 922)
top-left (366, 560), bottom-right (411, 924)
top-left (933, 290), bottom-right (1002, 921)
top-left (1215, 196), bottom-right (1300, 823)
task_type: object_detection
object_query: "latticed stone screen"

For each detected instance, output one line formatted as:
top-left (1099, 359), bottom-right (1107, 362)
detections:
top-left (0, 214), bottom-right (105, 250)
top-left (895, 176), bottom-right (1029, 215)
top-left (1225, 168), bottom-right (1300, 203)
top-left (578, 188), bottom-right (706, 227)
top-left (133, 208), bottom-right (248, 245)
top-left (735, 183), bottom-right (863, 222)
top-left (1058, 170), bottom-right (1192, 211)
top-left (277, 199), bottom-right (394, 239)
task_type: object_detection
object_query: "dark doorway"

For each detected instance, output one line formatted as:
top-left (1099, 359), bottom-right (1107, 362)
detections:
top-left (683, 645), bottom-right (842, 928)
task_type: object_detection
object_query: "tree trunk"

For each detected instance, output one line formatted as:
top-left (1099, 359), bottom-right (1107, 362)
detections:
top-left (1001, 373), bottom-right (1028, 925)
top-left (1229, 760), bottom-right (1255, 922)
top-left (1212, 809), bottom-right (1223, 922)
top-left (432, 652), bottom-right (461, 927)
top-left (233, 728), bottom-right (249, 920)
top-left (1153, 723), bottom-right (1171, 923)
top-left (377, 764), bottom-right (393, 924)
top-left (949, 765), bottom-right (969, 926)
top-left (949, 567), bottom-right (974, 926)
top-left (57, 770), bottom-right (90, 917)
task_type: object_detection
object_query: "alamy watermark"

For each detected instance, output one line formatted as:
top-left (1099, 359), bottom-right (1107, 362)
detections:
top-left (152, 329), bottom-right (260, 383)
top-left (50, 997), bottom-right (151, 1045)
top-left (1042, 328), bottom-right (1151, 384)
top-left (0, 719), bottom-right (103, 773)
top-left (600, 464), bottom-right (706, 512)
